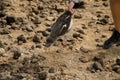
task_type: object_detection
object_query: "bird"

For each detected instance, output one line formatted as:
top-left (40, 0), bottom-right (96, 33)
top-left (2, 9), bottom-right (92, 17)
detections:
top-left (45, 11), bottom-right (73, 47)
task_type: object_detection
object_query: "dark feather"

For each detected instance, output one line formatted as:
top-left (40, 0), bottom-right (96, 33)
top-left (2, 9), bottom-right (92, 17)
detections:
top-left (46, 11), bottom-right (72, 47)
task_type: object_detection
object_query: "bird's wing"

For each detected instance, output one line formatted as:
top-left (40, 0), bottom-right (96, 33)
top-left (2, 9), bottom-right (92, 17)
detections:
top-left (50, 11), bottom-right (72, 38)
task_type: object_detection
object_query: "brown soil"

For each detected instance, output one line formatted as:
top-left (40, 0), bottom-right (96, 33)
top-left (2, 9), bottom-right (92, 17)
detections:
top-left (0, 0), bottom-right (120, 80)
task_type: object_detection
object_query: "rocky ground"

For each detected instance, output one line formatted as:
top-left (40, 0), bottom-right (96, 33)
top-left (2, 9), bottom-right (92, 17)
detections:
top-left (0, 0), bottom-right (120, 80)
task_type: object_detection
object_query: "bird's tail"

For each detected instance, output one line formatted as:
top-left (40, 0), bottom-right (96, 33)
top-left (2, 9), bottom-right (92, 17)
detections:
top-left (45, 36), bottom-right (56, 47)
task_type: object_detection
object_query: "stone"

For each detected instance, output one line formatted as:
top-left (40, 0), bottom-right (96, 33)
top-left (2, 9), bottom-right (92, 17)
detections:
top-left (45, 21), bottom-right (52, 27)
top-left (0, 28), bottom-right (10, 34)
top-left (11, 24), bottom-right (20, 30)
top-left (38, 55), bottom-right (46, 62)
top-left (96, 18), bottom-right (108, 25)
top-left (32, 17), bottom-right (41, 24)
top-left (36, 44), bottom-right (42, 48)
top-left (16, 75), bottom-right (24, 79)
top-left (0, 11), bottom-right (5, 18)
top-left (32, 8), bottom-right (39, 15)
top-left (31, 57), bottom-right (38, 63)
top-left (104, 15), bottom-right (110, 19)
top-left (55, 5), bottom-right (64, 13)
top-left (46, 28), bottom-right (51, 32)
top-left (92, 62), bottom-right (104, 71)
top-left (38, 72), bottom-right (47, 80)
top-left (0, 48), bottom-right (5, 56)
top-left (73, 33), bottom-right (80, 38)
top-left (74, 14), bottom-right (82, 19)
top-left (79, 56), bottom-right (89, 63)
top-left (16, 17), bottom-right (24, 23)
top-left (93, 56), bottom-right (103, 61)
top-left (0, 41), bottom-right (4, 48)
top-left (74, 1), bottom-right (85, 9)
top-left (0, 5), bottom-right (4, 11)
top-left (46, 16), bottom-right (54, 21)
top-left (103, 2), bottom-right (108, 7)
top-left (13, 48), bottom-right (22, 59)
top-left (112, 65), bottom-right (120, 74)
top-left (77, 29), bottom-right (85, 34)
top-left (48, 67), bottom-right (55, 73)
top-left (26, 25), bottom-right (33, 32)
top-left (33, 35), bottom-right (40, 43)
top-left (116, 59), bottom-right (120, 65)
top-left (6, 16), bottom-right (16, 24)
top-left (80, 47), bottom-right (89, 53)
top-left (17, 35), bottom-right (26, 44)
top-left (38, 5), bottom-right (44, 10)
top-left (41, 31), bottom-right (48, 37)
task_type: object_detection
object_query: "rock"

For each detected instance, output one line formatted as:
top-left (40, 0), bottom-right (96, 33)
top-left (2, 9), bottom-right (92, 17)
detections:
top-left (101, 34), bottom-right (106, 38)
top-left (49, 76), bottom-right (56, 80)
top-left (48, 67), bottom-right (55, 73)
top-left (96, 18), bottom-right (108, 25)
top-left (77, 29), bottom-right (85, 34)
top-left (38, 72), bottom-right (47, 80)
top-left (45, 21), bottom-right (52, 27)
top-left (11, 24), bottom-right (19, 30)
top-left (26, 25), bottom-right (33, 32)
top-left (46, 28), bottom-right (51, 32)
top-left (103, 2), bottom-right (108, 7)
top-left (73, 33), bottom-right (80, 38)
top-left (93, 56), bottom-right (104, 67)
top-left (0, 11), bottom-right (5, 18)
top-left (109, 26), bottom-right (114, 31)
top-left (56, 49), bottom-right (62, 53)
top-left (112, 65), bottom-right (120, 74)
top-left (17, 35), bottom-right (26, 44)
top-left (32, 7), bottom-right (39, 15)
top-left (92, 62), bottom-right (104, 71)
top-left (32, 17), bottom-right (41, 24)
top-left (0, 41), bottom-right (4, 48)
top-left (16, 17), bottom-right (24, 23)
top-left (116, 59), bottom-right (120, 65)
top-left (80, 47), bottom-right (89, 53)
top-left (55, 5), bottom-right (64, 13)
top-left (0, 48), bottom-right (5, 56)
top-left (104, 15), bottom-right (110, 19)
top-left (41, 31), bottom-right (49, 37)
top-left (0, 20), bottom-right (6, 28)
top-left (33, 35), bottom-right (40, 43)
top-left (13, 48), bottom-right (22, 59)
top-left (0, 5), bottom-right (4, 11)
top-left (46, 16), bottom-right (54, 21)
top-left (38, 5), bottom-right (44, 10)
top-left (74, 14), bottom-right (82, 19)
top-left (95, 39), bottom-right (101, 43)
top-left (79, 56), bottom-right (90, 63)
top-left (38, 55), bottom-right (46, 62)
top-left (93, 56), bottom-right (103, 61)
top-left (74, 1), bottom-right (85, 9)
top-left (6, 16), bottom-right (16, 24)
top-left (31, 57), bottom-right (38, 63)
top-left (0, 28), bottom-right (10, 34)
top-left (16, 75), bottom-right (24, 79)
top-left (81, 24), bottom-right (87, 29)
top-left (36, 44), bottom-right (42, 48)
top-left (96, 44), bottom-right (103, 47)
top-left (0, 63), bottom-right (11, 71)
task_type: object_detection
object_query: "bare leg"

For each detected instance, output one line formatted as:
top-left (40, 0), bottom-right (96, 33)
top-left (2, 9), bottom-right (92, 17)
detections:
top-left (103, 0), bottom-right (120, 49)
top-left (110, 0), bottom-right (120, 32)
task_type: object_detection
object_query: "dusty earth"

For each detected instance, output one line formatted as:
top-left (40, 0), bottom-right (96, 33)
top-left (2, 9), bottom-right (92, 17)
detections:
top-left (0, 0), bottom-right (120, 80)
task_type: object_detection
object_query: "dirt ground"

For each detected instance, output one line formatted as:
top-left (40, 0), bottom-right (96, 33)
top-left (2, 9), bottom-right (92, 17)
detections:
top-left (0, 0), bottom-right (120, 80)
